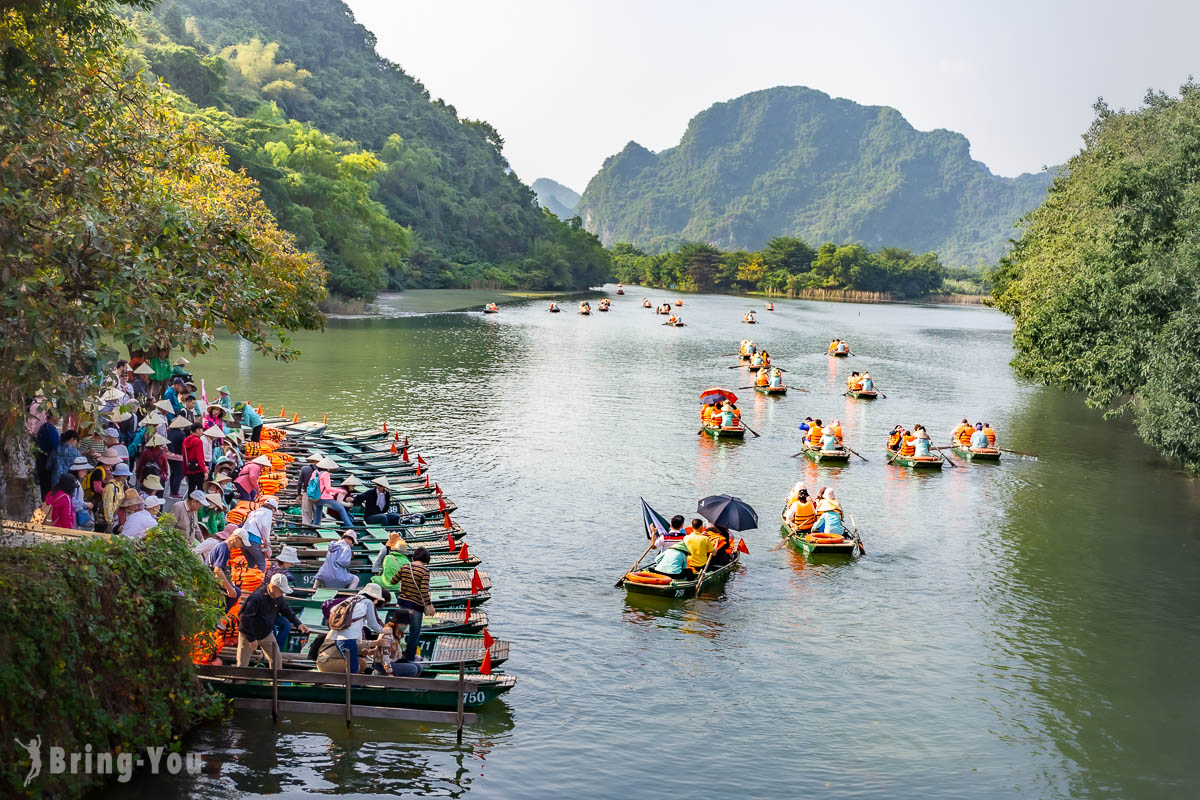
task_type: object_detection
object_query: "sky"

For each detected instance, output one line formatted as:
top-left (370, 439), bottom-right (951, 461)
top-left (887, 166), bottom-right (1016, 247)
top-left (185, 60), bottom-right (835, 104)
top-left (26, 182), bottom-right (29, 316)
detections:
top-left (346, 0), bottom-right (1200, 192)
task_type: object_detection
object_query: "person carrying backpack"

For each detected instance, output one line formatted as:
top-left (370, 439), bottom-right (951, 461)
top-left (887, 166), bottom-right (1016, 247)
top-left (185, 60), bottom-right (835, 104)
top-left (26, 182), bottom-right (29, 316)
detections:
top-left (317, 583), bottom-right (385, 674)
top-left (308, 456), bottom-right (355, 528)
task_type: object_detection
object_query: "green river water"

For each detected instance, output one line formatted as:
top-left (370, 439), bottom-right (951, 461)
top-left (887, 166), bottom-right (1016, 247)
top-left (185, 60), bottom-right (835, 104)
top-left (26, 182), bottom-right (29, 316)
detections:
top-left (117, 288), bottom-right (1200, 799)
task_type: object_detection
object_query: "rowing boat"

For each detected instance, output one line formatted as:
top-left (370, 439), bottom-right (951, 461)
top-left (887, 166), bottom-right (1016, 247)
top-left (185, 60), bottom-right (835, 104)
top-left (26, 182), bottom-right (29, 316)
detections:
top-left (739, 354), bottom-right (752, 362)
top-left (845, 388), bottom-right (878, 399)
top-left (746, 363), bottom-right (767, 372)
top-left (743, 319), bottom-right (757, 324)
top-left (286, 569), bottom-right (491, 606)
top-left (885, 449), bottom-right (944, 469)
top-left (753, 385), bottom-right (787, 396)
top-left (619, 552), bottom-right (740, 597)
top-left (616, 289), bottom-right (624, 295)
top-left (700, 423), bottom-right (745, 439)
top-left (951, 445), bottom-right (1002, 462)
top-left (779, 516), bottom-right (858, 555)
top-left (288, 547), bottom-right (480, 572)
top-left (286, 596), bottom-right (487, 635)
top-left (219, 630), bottom-right (506, 671)
top-left (830, 351), bottom-right (849, 358)
top-left (663, 320), bottom-right (686, 327)
top-left (802, 443), bottom-right (851, 464)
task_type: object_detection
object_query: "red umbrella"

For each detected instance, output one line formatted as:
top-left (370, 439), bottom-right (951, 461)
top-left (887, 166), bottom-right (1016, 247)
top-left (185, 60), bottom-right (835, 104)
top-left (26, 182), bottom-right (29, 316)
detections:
top-left (699, 387), bottom-right (738, 405)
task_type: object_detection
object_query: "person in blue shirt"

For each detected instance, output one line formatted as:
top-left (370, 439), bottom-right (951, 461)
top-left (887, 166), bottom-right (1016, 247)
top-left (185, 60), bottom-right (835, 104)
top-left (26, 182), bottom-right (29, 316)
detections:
top-left (914, 426), bottom-right (932, 457)
top-left (970, 424), bottom-right (990, 449)
top-left (861, 373), bottom-right (874, 391)
top-left (798, 416), bottom-right (813, 436)
top-left (650, 542), bottom-right (691, 578)
top-left (768, 368), bottom-right (783, 388)
top-left (810, 489), bottom-right (845, 534)
top-left (820, 429), bottom-right (840, 451)
top-left (163, 377), bottom-right (185, 415)
top-left (238, 402), bottom-right (264, 442)
top-left (216, 386), bottom-right (233, 411)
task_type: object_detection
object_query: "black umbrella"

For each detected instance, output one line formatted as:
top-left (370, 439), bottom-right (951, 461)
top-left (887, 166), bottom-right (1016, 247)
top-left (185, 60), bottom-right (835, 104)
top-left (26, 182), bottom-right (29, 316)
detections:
top-left (696, 495), bottom-right (758, 531)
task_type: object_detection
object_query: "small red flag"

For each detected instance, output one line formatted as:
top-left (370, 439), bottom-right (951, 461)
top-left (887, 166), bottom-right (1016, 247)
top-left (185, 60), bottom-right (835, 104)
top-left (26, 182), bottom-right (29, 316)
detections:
top-left (483, 628), bottom-right (494, 649)
top-left (292, 413), bottom-right (299, 423)
top-left (394, 432), bottom-right (400, 442)
top-left (415, 463), bottom-right (422, 477)
top-left (438, 496), bottom-right (447, 511)
top-left (417, 455), bottom-right (427, 466)
top-left (463, 599), bottom-right (471, 623)
top-left (434, 483), bottom-right (442, 496)
top-left (470, 568), bottom-right (483, 594)
top-left (443, 511), bottom-right (453, 530)
top-left (447, 531), bottom-right (458, 552)
top-left (401, 446), bottom-right (409, 462)
top-left (403, 437), bottom-right (409, 448)
top-left (423, 474), bottom-right (430, 488)
top-left (457, 543), bottom-right (470, 562)
top-left (383, 422), bottom-right (388, 433)
top-left (390, 442), bottom-right (398, 454)
top-left (737, 538), bottom-right (750, 554)
top-left (481, 648), bottom-right (492, 675)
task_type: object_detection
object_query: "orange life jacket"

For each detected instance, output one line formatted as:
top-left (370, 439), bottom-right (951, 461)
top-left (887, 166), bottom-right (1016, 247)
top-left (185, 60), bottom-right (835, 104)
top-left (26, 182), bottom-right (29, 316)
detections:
top-left (789, 500), bottom-right (817, 530)
top-left (808, 425), bottom-right (823, 444)
top-left (900, 436), bottom-right (916, 456)
top-left (887, 432), bottom-right (901, 448)
top-left (984, 427), bottom-right (997, 446)
top-left (756, 372), bottom-right (769, 386)
top-left (832, 425), bottom-right (843, 442)
top-left (958, 427), bottom-right (974, 446)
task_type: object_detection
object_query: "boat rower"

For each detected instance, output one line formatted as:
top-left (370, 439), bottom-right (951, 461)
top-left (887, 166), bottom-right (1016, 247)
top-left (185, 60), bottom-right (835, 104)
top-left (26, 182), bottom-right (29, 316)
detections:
top-left (768, 368), bottom-right (783, 388)
top-left (861, 373), bottom-right (874, 391)
top-left (983, 423), bottom-right (997, 447)
top-left (755, 369), bottom-right (770, 387)
top-left (847, 371), bottom-right (862, 391)
top-left (970, 423), bottom-right (990, 449)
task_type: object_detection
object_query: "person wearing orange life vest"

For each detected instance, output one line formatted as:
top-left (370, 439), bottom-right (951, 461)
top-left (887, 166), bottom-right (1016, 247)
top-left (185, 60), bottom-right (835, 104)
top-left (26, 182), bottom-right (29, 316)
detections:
top-left (807, 418), bottom-right (824, 446)
top-left (705, 524), bottom-right (734, 567)
top-left (899, 430), bottom-right (917, 457)
top-left (952, 418), bottom-right (970, 446)
top-left (830, 420), bottom-right (844, 444)
top-left (755, 368), bottom-right (769, 387)
top-left (983, 423), bottom-right (997, 447)
top-left (847, 371), bottom-right (862, 391)
top-left (784, 487), bottom-right (818, 531)
top-left (886, 425), bottom-right (903, 451)
top-left (828, 339), bottom-right (839, 353)
top-left (958, 423), bottom-right (975, 447)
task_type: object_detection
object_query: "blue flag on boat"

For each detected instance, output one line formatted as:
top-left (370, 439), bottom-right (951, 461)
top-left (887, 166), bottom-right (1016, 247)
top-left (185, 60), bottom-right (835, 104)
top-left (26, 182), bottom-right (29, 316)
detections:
top-left (641, 497), bottom-right (670, 540)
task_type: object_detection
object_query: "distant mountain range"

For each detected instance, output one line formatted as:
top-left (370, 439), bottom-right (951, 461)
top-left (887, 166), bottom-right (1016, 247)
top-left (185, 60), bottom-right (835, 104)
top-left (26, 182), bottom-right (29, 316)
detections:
top-left (531, 178), bottom-right (580, 219)
top-left (575, 86), bottom-right (1055, 266)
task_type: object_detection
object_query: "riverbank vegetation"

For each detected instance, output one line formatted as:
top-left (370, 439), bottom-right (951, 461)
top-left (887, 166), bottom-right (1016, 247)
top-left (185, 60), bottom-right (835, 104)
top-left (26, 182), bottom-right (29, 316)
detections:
top-left (609, 238), bottom-right (948, 299)
top-left (0, 527), bottom-right (224, 796)
top-left (992, 83), bottom-right (1200, 471)
top-left (125, 0), bottom-right (611, 297)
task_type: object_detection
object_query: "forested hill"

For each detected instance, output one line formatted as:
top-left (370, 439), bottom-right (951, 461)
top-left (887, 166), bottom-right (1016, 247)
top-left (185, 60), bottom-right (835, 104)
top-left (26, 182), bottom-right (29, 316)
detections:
top-left (576, 86), bottom-right (1054, 267)
top-left (532, 178), bottom-right (581, 219)
top-left (135, 0), bottom-right (608, 296)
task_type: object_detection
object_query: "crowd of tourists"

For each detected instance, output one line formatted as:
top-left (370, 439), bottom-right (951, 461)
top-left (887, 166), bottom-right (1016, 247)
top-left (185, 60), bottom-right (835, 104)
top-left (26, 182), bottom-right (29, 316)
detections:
top-left (798, 417), bottom-right (845, 451)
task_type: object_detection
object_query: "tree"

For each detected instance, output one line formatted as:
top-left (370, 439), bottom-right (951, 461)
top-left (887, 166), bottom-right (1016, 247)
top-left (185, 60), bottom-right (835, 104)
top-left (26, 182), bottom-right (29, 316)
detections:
top-left (762, 236), bottom-right (815, 274)
top-left (0, 0), bottom-right (326, 516)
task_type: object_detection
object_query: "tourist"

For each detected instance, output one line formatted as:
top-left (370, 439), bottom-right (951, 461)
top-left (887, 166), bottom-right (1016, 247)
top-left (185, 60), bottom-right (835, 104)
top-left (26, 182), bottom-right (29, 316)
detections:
top-left (141, 473), bottom-right (164, 500)
top-left (705, 524), bottom-right (734, 568)
top-left (784, 487), bottom-right (818, 531)
top-left (983, 422), bottom-right (997, 447)
top-left (391, 546), bottom-right (435, 664)
top-left (265, 545), bottom-right (301, 649)
top-left (682, 525), bottom-right (714, 575)
top-left (236, 573), bottom-right (308, 670)
top-left (315, 529), bottom-right (360, 589)
top-left (239, 402), bottom-right (264, 442)
top-left (887, 425), bottom-right (903, 452)
top-left (234, 455), bottom-right (272, 502)
top-left (100, 463), bottom-right (131, 533)
top-left (198, 486), bottom-right (227, 537)
top-left (118, 489), bottom-right (158, 539)
top-left (166, 416), bottom-right (189, 496)
top-left (201, 425), bottom-right (225, 471)
top-left (182, 423), bottom-right (206, 495)
top-left (355, 477), bottom-right (401, 525)
top-left (656, 514), bottom-right (687, 551)
top-left (163, 377), bottom-right (185, 415)
top-left (329, 583), bottom-right (386, 674)
top-left (861, 372), bottom-right (874, 391)
top-left (297, 452), bottom-right (322, 526)
top-left (650, 541), bottom-right (691, 578)
top-left (170, 356), bottom-right (191, 382)
top-left (69, 456), bottom-right (94, 529)
top-left (952, 418), bottom-right (971, 446)
top-left (204, 530), bottom-right (243, 610)
top-left (179, 393), bottom-right (199, 423)
top-left (970, 423), bottom-right (990, 449)
top-left (847, 371), bottom-right (862, 391)
top-left (798, 416), bottom-right (813, 436)
top-left (202, 403), bottom-right (226, 433)
top-left (914, 426), bottom-right (932, 457)
top-left (43, 475), bottom-right (76, 529)
top-left (49, 428), bottom-right (81, 493)
top-left (34, 409), bottom-right (60, 498)
top-left (215, 386), bottom-right (233, 412)
top-left (371, 533), bottom-right (411, 591)
top-left (310, 456), bottom-right (356, 528)
top-left (807, 418), bottom-right (824, 446)
top-left (899, 430), bottom-right (917, 457)
top-left (363, 621), bottom-right (416, 676)
top-left (135, 433), bottom-right (169, 490)
top-left (241, 495), bottom-right (278, 558)
top-left (755, 368), bottom-right (769, 388)
top-left (169, 489), bottom-right (210, 545)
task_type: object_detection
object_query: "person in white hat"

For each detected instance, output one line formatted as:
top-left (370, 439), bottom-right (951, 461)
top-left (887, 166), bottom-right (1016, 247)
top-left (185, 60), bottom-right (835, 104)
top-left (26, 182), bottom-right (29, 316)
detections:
top-left (134, 432), bottom-right (169, 491)
top-left (235, 572), bottom-right (309, 671)
top-left (68, 455), bottom-right (95, 529)
top-left (324, 582), bottom-right (386, 674)
top-left (314, 529), bottom-right (360, 589)
top-left (264, 544), bottom-right (301, 648)
top-left (309, 457), bottom-right (355, 528)
top-left (297, 452), bottom-right (324, 526)
top-left (169, 488), bottom-right (211, 545)
top-left (241, 495), bottom-right (278, 559)
top-left (200, 422), bottom-right (224, 468)
top-left (131, 362), bottom-right (154, 399)
top-left (118, 488), bottom-right (159, 540)
top-left (357, 476), bottom-right (401, 526)
top-left (234, 454), bottom-right (274, 502)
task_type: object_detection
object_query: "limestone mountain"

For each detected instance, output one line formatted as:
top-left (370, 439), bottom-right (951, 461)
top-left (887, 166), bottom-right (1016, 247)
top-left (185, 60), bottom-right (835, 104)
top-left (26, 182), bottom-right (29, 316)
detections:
top-left (576, 86), bottom-right (1054, 266)
top-left (531, 178), bottom-right (581, 219)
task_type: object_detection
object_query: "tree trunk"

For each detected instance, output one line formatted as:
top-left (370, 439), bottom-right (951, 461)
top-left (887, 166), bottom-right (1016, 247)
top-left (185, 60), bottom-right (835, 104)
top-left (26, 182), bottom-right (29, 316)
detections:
top-left (0, 430), bottom-right (36, 522)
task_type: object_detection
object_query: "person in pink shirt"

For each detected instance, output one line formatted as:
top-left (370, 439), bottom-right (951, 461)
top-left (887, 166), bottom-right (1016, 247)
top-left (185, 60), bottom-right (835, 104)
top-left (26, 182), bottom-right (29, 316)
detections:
top-left (310, 456), bottom-right (355, 528)
top-left (45, 475), bottom-right (78, 529)
top-left (234, 455), bottom-right (272, 502)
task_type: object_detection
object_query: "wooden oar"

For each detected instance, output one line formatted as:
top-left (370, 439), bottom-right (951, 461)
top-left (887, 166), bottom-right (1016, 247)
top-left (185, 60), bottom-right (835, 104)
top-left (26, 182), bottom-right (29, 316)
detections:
top-left (615, 541), bottom-right (657, 588)
top-left (692, 549), bottom-right (717, 596)
top-left (720, 352), bottom-right (741, 357)
top-left (850, 513), bottom-right (865, 555)
top-left (785, 386), bottom-right (810, 392)
top-left (999, 447), bottom-right (1039, 459)
top-left (770, 531), bottom-right (797, 552)
top-left (844, 445), bottom-right (869, 463)
top-left (938, 448), bottom-right (959, 468)
top-left (738, 420), bottom-right (761, 438)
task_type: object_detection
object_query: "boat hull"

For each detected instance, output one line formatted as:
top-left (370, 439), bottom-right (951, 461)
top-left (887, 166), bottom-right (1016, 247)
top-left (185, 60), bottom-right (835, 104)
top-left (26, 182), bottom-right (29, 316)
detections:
top-left (701, 424), bottom-right (745, 439)
top-left (885, 450), bottom-right (943, 469)
top-left (620, 553), bottom-right (740, 597)
top-left (754, 385), bottom-right (787, 396)
top-left (830, 352), bottom-right (849, 358)
top-left (802, 444), bottom-right (851, 463)
top-left (846, 389), bottom-right (877, 399)
top-left (952, 445), bottom-right (1002, 462)
top-left (779, 521), bottom-right (857, 555)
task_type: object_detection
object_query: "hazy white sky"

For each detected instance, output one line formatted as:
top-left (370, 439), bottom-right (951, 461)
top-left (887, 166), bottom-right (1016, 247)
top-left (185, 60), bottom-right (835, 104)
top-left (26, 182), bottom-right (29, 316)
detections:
top-left (346, 0), bottom-right (1200, 192)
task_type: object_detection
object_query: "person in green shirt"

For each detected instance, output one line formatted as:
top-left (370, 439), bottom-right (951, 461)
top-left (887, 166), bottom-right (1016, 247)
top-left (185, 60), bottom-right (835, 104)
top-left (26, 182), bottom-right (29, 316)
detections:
top-left (371, 533), bottom-right (411, 593)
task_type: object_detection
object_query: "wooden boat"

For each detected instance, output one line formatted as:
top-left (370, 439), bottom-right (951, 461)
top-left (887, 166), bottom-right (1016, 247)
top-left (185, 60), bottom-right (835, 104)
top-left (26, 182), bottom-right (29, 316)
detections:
top-left (286, 569), bottom-right (491, 606)
top-left (742, 319), bottom-right (757, 324)
top-left (274, 522), bottom-right (466, 544)
top-left (663, 320), bottom-right (686, 327)
top-left (285, 596), bottom-right (487, 635)
top-left (642, 300), bottom-right (652, 308)
top-left (674, 300), bottom-right (683, 306)
top-left (482, 305), bottom-right (499, 314)
top-left (765, 303), bottom-right (775, 311)
top-left (753, 384), bottom-right (787, 396)
top-left (951, 444), bottom-right (1002, 462)
top-left (597, 305), bottom-right (609, 312)
top-left (802, 442), bottom-right (850, 463)
top-left (746, 363), bottom-right (767, 372)
top-left (739, 353), bottom-right (752, 362)
top-left (616, 289), bottom-right (624, 295)
top-left (289, 547), bottom-right (480, 572)
top-left (218, 631), bottom-right (507, 672)
top-left (830, 350), bottom-right (849, 358)
top-left (579, 308), bottom-right (591, 315)
top-left (619, 552), bottom-right (740, 598)
top-left (199, 664), bottom-right (515, 711)
top-left (779, 517), bottom-right (858, 555)
top-left (885, 449), bottom-right (944, 469)
top-left (548, 305), bottom-right (560, 313)
top-left (700, 423), bottom-right (745, 439)
top-left (845, 388), bottom-right (878, 399)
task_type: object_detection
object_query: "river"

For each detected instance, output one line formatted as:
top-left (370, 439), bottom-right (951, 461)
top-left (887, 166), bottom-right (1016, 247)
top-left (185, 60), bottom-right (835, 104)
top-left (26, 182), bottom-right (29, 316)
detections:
top-left (117, 288), bottom-right (1200, 799)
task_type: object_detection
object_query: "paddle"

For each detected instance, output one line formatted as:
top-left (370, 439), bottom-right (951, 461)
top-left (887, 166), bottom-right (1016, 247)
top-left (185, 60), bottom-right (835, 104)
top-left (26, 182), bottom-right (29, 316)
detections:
top-left (738, 420), bottom-right (761, 438)
top-left (938, 448), bottom-right (959, 468)
top-left (844, 445), bottom-right (869, 463)
top-left (720, 353), bottom-right (741, 357)
top-left (770, 529), bottom-right (797, 552)
top-left (786, 386), bottom-right (811, 393)
top-left (999, 447), bottom-right (1039, 460)
top-left (615, 541), bottom-right (657, 588)
top-left (850, 513), bottom-right (865, 555)
top-left (692, 549), bottom-right (717, 596)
